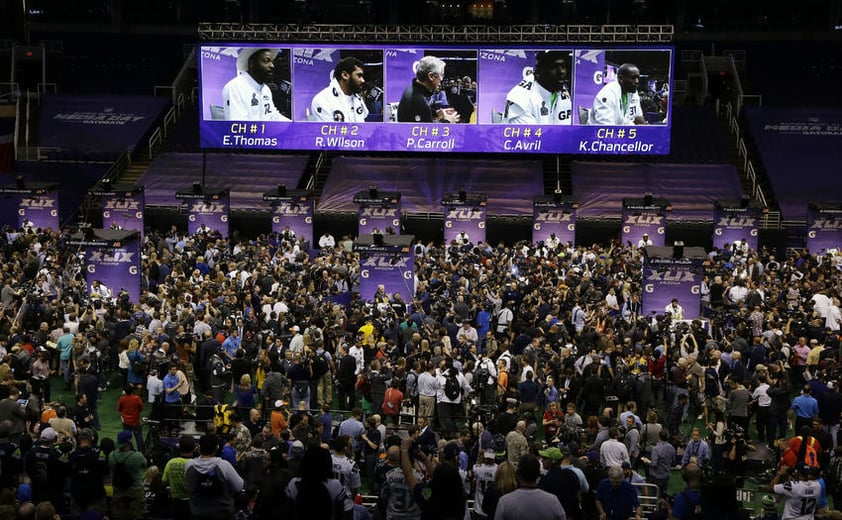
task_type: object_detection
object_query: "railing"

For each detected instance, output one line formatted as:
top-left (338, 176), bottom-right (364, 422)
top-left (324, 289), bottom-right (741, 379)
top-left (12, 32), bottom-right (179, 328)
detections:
top-left (102, 149), bottom-right (133, 183)
top-left (723, 100), bottom-right (774, 226)
top-left (163, 105), bottom-right (176, 137)
top-left (148, 127), bottom-right (163, 160)
top-left (306, 152), bottom-right (326, 191)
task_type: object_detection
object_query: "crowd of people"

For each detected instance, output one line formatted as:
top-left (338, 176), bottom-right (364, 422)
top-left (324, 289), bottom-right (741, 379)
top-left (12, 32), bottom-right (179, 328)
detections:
top-left (1, 222), bottom-right (842, 520)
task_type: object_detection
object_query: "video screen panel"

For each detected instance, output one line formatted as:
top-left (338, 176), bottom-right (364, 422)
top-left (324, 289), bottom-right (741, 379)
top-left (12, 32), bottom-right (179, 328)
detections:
top-left (199, 44), bottom-right (672, 154)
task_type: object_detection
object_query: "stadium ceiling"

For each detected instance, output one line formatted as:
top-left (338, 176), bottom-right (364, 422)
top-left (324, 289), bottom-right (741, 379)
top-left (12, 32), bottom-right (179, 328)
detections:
top-left (197, 23), bottom-right (674, 44)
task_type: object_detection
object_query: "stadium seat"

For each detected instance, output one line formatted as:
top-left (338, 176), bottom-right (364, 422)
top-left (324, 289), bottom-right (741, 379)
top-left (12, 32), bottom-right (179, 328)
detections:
top-left (209, 105), bottom-right (225, 120)
top-left (578, 106), bottom-right (590, 125)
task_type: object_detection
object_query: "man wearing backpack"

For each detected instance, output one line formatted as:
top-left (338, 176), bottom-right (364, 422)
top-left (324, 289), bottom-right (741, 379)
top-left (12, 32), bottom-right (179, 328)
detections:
top-left (436, 360), bottom-right (471, 438)
top-left (313, 341), bottom-right (334, 408)
top-left (109, 430), bottom-right (147, 520)
top-left (185, 433), bottom-right (244, 520)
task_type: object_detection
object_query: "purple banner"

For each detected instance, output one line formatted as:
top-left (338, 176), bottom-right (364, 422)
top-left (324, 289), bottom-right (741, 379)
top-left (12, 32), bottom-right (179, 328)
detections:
top-left (19, 191), bottom-right (59, 230)
top-left (359, 201), bottom-right (402, 236)
top-left (573, 50), bottom-right (605, 125)
top-left (199, 44), bottom-right (673, 154)
top-left (621, 204), bottom-right (666, 247)
top-left (745, 107), bottom-right (842, 220)
top-left (102, 192), bottom-right (144, 234)
top-left (444, 203), bottom-right (487, 244)
top-left (85, 239), bottom-right (141, 303)
top-left (271, 198), bottom-right (313, 245)
top-left (187, 194), bottom-right (230, 237)
top-left (38, 95), bottom-right (169, 159)
top-left (807, 204), bottom-right (842, 256)
top-left (712, 205), bottom-right (760, 252)
top-left (642, 256), bottom-right (703, 320)
top-left (532, 201), bottom-right (576, 246)
top-left (359, 248), bottom-right (415, 302)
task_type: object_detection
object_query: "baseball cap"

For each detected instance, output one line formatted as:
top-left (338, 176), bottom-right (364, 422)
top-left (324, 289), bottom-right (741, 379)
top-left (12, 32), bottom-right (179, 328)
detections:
top-left (483, 449), bottom-right (496, 460)
top-left (538, 447), bottom-right (564, 460)
top-left (761, 495), bottom-right (777, 508)
top-left (795, 462), bottom-right (812, 474)
top-left (78, 428), bottom-right (95, 440)
top-left (40, 427), bottom-right (58, 442)
top-left (290, 325), bottom-right (300, 332)
top-left (289, 439), bottom-right (305, 458)
top-left (117, 430), bottom-right (133, 446)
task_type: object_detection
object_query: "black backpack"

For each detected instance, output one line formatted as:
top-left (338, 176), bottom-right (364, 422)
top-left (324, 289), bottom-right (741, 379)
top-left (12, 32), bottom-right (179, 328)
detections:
top-left (187, 464), bottom-right (226, 498)
top-left (444, 372), bottom-right (461, 400)
top-left (704, 368), bottom-right (720, 397)
top-left (312, 353), bottom-right (330, 378)
top-left (129, 351), bottom-right (147, 377)
top-left (474, 363), bottom-right (490, 390)
top-left (112, 452), bottom-right (139, 489)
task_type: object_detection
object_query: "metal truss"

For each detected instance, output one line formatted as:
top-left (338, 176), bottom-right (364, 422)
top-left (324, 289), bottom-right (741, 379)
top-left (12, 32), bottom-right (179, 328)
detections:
top-left (197, 23), bottom-right (674, 43)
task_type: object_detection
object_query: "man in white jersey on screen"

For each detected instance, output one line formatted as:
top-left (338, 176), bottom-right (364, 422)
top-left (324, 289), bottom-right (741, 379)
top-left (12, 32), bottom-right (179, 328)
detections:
top-left (772, 462), bottom-right (821, 520)
top-left (310, 56), bottom-right (370, 123)
top-left (502, 51), bottom-right (572, 125)
top-left (472, 449), bottom-right (499, 519)
top-left (221, 48), bottom-right (291, 121)
top-left (590, 63), bottom-right (647, 126)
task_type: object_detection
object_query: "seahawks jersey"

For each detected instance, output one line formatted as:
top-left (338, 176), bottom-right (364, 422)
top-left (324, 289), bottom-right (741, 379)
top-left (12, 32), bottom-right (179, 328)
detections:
top-left (332, 453), bottom-right (361, 505)
top-left (774, 479), bottom-right (821, 520)
top-left (590, 81), bottom-right (643, 126)
top-left (222, 73), bottom-right (290, 122)
top-left (472, 462), bottom-right (498, 517)
top-left (503, 76), bottom-right (571, 125)
top-left (381, 466), bottom-right (423, 520)
top-left (311, 78), bottom-right (370, 123)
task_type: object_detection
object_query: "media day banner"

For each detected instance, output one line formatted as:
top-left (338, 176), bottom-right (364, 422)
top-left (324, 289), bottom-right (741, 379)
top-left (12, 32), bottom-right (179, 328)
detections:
top-left (359, 201), bottom-right (401, 236)
top-left (622, 204), bottom-right (666, 247)
top-left (102, 192), bottom-right (144, 234)
top-left (19, 191), bottom-right (59, 230)
top-left (533, 201), bottom-right (576, 246)
top-left (38, 95), bottom-right (169, 158)
top-left (712, 205), bottom-right (760, 252)
top-left (807, 204), bottom-right (842, 255)
top-left (444, 203), bottom-right (487, 244)
top-left (270, 198), bottom-right (313, 244)
top-left (186, 193), bottom-right (229, 236)
top-left (642, 256), bottom-right (703, 320)
top-left (359, 247), bottom-right (415, 302)
top-left (199, 44), bottom-right (673, 154)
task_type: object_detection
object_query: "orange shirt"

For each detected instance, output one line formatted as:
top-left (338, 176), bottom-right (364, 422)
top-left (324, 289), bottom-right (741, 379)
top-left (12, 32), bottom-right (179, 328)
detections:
top-left (497, 370), bottom-right (509, 395)
top-left (270, 409), bottom-right (288, 436)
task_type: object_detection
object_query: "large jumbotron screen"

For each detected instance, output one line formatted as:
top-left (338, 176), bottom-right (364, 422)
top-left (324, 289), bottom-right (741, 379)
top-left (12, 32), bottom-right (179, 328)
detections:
top-left (199, 44), bottom-right (673, 154)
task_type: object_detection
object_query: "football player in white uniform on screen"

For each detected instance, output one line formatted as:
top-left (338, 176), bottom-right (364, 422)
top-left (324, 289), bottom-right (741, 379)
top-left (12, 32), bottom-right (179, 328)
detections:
top-left (502, 50), bottom-right (572, 125)
top-left (590, 62), bottom-right (647, 126)
top-left (221, 48), bottom-right (291, 122)
top-left (310, 56), bottom-right (370, 123)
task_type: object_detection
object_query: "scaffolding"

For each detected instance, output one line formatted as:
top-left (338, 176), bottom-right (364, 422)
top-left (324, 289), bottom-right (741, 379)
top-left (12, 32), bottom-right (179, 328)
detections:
top-left (197, 23), bottom-right (674, 44)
